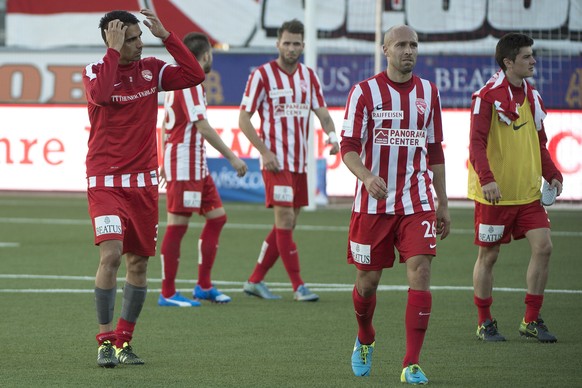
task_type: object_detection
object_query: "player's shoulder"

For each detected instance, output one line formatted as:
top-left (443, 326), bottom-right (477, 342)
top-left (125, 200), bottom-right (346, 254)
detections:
top-left (352, 73), bottom-right (384, 93)
top-left (412, 74), bottom-right (436, 88)
top-left (141, 56), bottom-right (165, 67)
top-left (256, 60), bottom-right (276, 72)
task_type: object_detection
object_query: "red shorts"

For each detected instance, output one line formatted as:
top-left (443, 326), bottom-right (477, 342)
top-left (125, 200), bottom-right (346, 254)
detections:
top-left (87, 186), bottom-right (159, 257)
top-left (474, 201), bottom-right (550, 246)
top-left (165, 175), bottom-right (223, 216)
top-left (262, 170), bottom-right (308, 208)
top-left (347, 211), bottom-right (437, 271)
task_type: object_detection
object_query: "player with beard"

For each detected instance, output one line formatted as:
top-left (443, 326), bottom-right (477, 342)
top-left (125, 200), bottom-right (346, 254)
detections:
top-left (342, 25), bottom-right (450, 384)
top-left (239, 19), bottom-right (339, 301)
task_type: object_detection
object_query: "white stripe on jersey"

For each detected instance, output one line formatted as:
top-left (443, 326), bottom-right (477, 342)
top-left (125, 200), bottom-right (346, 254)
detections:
top-left (87, 171), bottom-right (158, 188)
top-left (263, 65), bottom-right (287, 167)
top-left (385, 84), bottom-right (402, 214)
top-left (164, 143), bottom-right (173, 181)
top-left (164, 85), bottom-right (208, 182)
top-left (122, 174), bottom-right (131, 187)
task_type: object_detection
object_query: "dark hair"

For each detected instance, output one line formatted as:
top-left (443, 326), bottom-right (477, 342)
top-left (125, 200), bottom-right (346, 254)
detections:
top-left (98, 10), bottom-right (139, 44)
top-left (495, 33), bottom-right (534, 70)
top-left (183, 32), bottom-right (211, 59)
top-left (277, 19), bottom-right (304, 40)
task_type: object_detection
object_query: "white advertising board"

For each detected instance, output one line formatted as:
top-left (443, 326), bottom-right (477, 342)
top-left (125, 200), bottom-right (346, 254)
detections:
top-left (0, 106), bottom-right (580, 200)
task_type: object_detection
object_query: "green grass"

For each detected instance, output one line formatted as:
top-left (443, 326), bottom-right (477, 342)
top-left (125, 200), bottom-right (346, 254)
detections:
top-left (1, 193), bottom-right (581, 387)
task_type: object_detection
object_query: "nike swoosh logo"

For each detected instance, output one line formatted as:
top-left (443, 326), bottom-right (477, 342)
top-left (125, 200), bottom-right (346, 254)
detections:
top-left (513, 121), bottom-right (528, 130)
top-left (419, 312), bottom-right (431, 316)
top-left (429, 243), bottom-right (437, 249)
top-left (114, 82), bottom-right (122, 87)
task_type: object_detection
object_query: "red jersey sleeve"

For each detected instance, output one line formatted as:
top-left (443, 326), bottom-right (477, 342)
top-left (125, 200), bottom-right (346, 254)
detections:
top-left (469, 97), bottom-right (496, 186)
top-left (538, 126), bottom-right (563, 183)
top-left (83, 48), bottom-right (121, 106)
top-left (159, 32), bottom-right (205, 91)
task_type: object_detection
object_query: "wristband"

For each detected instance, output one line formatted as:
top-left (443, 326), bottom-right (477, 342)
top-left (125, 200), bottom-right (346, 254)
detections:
top-left (328, 131), bottom-right (338, 143)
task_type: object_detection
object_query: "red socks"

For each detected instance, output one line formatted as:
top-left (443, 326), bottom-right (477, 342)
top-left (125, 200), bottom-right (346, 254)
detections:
top-left (248, 227), bottom-right (279, 283)
top-left (160, 224), bottom-right (188, 298)
top-left (352, 286), bottom-right (376, 345)
top-left (403, 289), bottom-right (432, 367)
top-left (524, 293), bottom-right (544, 323)
top-left (197, 215), bottom-right (227, 289)
top-left (475, 293), bottom-right (544, 324)
top-left (248, 227), bottom-right (303, 290)
top-left (96, 331), bottom-right (116, 346)
top-left (114, 318), bottom-right (135, 348)
top-left (276, 228), bottom-right (303, 291)
top-left (474, 295), bottom-right (493, 325)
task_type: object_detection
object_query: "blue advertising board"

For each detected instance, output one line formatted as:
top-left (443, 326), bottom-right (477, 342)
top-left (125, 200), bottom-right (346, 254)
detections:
top-left (209, 53), bottom-right (581, 110)
top-left (207, 157), bottom-right (328, 204)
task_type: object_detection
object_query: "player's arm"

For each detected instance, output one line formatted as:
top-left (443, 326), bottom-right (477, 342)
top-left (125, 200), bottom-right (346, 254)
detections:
top-left (430, 163), bottom-right (450, 239)
top-left (239, 110), bottom-right (279, 172)
top-left (428, 142), bottom-right (450, 240)
top-left (83, 20), bottom-right (126, 105)
top-left (469, 97), bottom-right (501, 204)
top-left (537, 127), bottom-right (563, 196)
top-left (196, 119), bottom-right (247, 177)
top-left (158, 120), bottom-right (168, 187)
top-left (144, 8), bottom-right (204, 91)
top-left (314, 107), bottom-right (339, 155)
top-left (341, 136), bottom-right (387, 200)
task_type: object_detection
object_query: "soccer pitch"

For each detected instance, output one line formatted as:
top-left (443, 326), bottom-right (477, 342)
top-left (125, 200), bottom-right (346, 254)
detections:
top-left (1, 193), bottom-right (581, 387)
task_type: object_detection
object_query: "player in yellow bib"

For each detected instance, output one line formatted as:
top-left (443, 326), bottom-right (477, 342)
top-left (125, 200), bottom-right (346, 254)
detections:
top-left (467, 33), bottom-right (562, 343)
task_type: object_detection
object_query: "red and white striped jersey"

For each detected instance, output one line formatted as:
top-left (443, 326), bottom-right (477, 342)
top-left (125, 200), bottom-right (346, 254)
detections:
top-left (342, 72), bottom-right (443, 215)
top-left (162, 85), bottom-right (209, 182)
top-left (240, 60), bottom-right (326, 173)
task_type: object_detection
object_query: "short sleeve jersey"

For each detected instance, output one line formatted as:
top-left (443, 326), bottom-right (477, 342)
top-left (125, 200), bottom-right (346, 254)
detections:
top-left (342, 72), bottom-right (443, 215)
top-left (163, 84), bottom-right (209, 182)
top-left (240, 60), bottom-right (326, 173)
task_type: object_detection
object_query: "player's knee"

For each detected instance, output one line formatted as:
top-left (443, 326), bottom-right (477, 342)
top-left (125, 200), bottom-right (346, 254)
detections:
top-left (126, 255), bottom-right (148, 276)
top-left (533, 239), bottom-right (553, 258)
top-left (478, 247), bottom-right (500, 267)
top-left (99, 251), bottom-right (122, 272)
top-left (213, 214), bottom-right (227, 227)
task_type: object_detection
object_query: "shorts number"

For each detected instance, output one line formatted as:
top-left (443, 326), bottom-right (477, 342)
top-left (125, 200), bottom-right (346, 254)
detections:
top-left (421, 220), bottom-right (436, 238)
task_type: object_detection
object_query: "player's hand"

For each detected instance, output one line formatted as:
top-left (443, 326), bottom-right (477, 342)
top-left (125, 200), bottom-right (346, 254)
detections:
top-left (326, 132), bottom-right (340, 155)
top-left (106, 19), bottom-right (127, 51)
top-left (328, 140), bottom-right (340, 155)
top-left (261, 150), bottom-right (280, 173)
top-left (481, 181), bottom-right (501, 204)
top-left (140, 9), bottom-right (170, 40)
top-left (435, 204), bottom-right (451, 240)
top-left (158, 165), bottom-right (167, 188)
top-left (363, 175), bottom-right (388, 200)
top-left (551, 178), bottom-right (563, 196)
top-left (231, 157), bottom-right (248, 177)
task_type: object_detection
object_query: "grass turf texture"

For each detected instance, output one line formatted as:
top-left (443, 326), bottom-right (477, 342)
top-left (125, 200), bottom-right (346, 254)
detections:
top-left (0, 193), bottom-right (581, 387)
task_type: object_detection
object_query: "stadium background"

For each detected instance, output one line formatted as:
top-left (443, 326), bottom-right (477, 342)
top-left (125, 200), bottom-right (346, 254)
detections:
top-left (0, 0), bottom-right (581, 202)
top-left (1, 2), bottom-right (581, 386)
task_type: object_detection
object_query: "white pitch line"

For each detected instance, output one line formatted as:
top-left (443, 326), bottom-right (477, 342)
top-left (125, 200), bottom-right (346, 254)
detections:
top-left (0, 242), bottom-right (20, 247)
top-left (0, 274), bottom-right (580, 294)
top-left (0, 217), bottom-right (581, 236)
